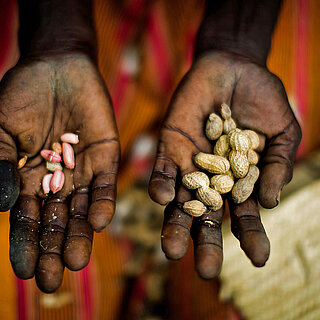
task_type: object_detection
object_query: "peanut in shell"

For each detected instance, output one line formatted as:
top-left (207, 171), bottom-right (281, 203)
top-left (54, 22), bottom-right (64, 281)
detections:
top-left (194, 152), bottom-right (230, 174)
top-left (232, 165), bottom-right (260, 204)
top-left (247, 149), bottom-right (259, 165)
top-left (183, 200), bottom-right (207, 217)
top-left (229, 150), bottom-right (249, 178)
top-left (182, 171), bottom-right (210, 190)
top-left (220, 103), bottom-right (232, 120)
top-left (223, 118), bottom-right (237, 134)
top-left (225, 170), bottom-right (234, 179)
top-left (196, 187), bottom-right (223, 211)
top-left (243, 130), bottom-right (260, 150)
top-left (205, 113), bottom-right (223, 140)
top-left (213, 135), bottom-right (230, 157)
top-left (210, 174), bottom-right (234, 194)
top-left (228, 130), bottom-right (250, 152)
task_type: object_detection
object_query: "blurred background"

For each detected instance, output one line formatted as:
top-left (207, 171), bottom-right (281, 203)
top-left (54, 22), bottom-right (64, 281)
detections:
top-left (0, 0), bottom-right (320, 319)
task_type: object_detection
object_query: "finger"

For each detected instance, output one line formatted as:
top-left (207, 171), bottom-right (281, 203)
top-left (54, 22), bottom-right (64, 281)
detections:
top-left (229, 196), bottom-right (270, 267)
top-left (191, 206), bottom-right (224, 279)
top-left (258, 119), bottom-right (302, 208)
top-left (0, 126), bottom-right (19, 211)
top-left (64, 187), bottom-right (93, 271)
top-left (149, 126), bottom-right (210, 207)
top-left (9, 195), bottom-right (40, 279)
top-left (161, 186), bottom-right (193, 260)
top-left (148, 154), bottom-right (178, 206)
top-left (89, 170), bottom-right (117, 232)
top-left (35, 196), bottom-right (68, 293)
top-left (75, 139), bottom-right (119, 233)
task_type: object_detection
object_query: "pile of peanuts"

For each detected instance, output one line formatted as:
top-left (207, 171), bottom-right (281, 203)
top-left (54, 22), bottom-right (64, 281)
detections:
top-left (18, 133), bottom-right (79, 195)
top-left (182, 103), bottom-right (260, 217)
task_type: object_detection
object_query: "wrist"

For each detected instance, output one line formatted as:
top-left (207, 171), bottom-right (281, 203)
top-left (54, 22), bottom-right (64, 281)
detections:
top-left (18, 0), bottom-right (96, 62)
top-left (195, 35), bottom-right (270, 67)
top-left (194, 0), bottom-right (282, 66)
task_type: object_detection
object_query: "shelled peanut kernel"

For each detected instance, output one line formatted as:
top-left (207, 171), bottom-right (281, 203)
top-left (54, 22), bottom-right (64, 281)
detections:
top-left (41, 133), bottom-right (79, 195)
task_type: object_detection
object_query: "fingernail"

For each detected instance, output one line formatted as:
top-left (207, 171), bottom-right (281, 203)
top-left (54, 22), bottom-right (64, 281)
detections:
top-left (42, 173), bottom-right (53, 194)
top-left (50, 170), bottom-right (65, 194)
top-left (40, 150), bottom-right (61, 162)
top-left (276, 191), bottom-right (281, 205)
top-left (62, 143), bottom-right (75, 169)
top-left (60, 133), bottom-right (79, 144)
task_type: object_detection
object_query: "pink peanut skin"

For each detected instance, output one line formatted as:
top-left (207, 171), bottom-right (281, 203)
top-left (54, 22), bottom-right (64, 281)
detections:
top-left (50, 170), bottom-right (65, 194)
top-left (40, 150), bottom-right (62, 162)
top-left (42, 173), bottom-right (53, 194)
top-left (62, 142), bottom-right (75, 169)
top-left (60, 133), bottom-right (79, 144)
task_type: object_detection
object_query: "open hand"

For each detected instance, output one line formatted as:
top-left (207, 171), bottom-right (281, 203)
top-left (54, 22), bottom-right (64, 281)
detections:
top-left (149, 52), bottom-right (301, 278)
top-left (0, 54), bottom-right (120, 292)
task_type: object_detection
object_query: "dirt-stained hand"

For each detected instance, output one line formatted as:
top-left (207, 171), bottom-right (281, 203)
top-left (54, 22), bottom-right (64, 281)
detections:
top-left (149, 52), bottom-right (302, 278)
top-left (0, 54), bottom-right (120, 292)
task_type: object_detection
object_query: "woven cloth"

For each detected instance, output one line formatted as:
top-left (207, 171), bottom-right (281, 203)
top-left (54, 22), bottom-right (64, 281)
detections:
top-left (220, 151), bottom-right (320, 320)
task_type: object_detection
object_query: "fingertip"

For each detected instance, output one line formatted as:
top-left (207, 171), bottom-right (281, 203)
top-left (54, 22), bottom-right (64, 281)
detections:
top-left (148, 179), bottom-right (175, 206)
top-left (240, 231), bottom-right (270, 267)
top-left (161, 224), bottom-right (189, 260)
top-left (88, 201), bottom-right (114, 232)
top-left (35, 254), bottom-right (64, 293)
top-left (10, 247), bottom-right (37, 279)
top-left (258, 163), bottom-right (290, 209)
top-left (0, 161), bottom-right (20, 211)
top-left (195, 245), bottom-right (223, 279)
top-left (64, 237), bottom-right (91, 271)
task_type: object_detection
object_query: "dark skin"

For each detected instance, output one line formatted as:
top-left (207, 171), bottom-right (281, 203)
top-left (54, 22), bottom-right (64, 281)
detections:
top-left (148, 52), bottom-right (301, 278)
top-left (0, 54), bottom-right (120, 292)
top-left (148, 0), bottom-right (302, 279)
top-left (0, 0), bottom-right (301, 292)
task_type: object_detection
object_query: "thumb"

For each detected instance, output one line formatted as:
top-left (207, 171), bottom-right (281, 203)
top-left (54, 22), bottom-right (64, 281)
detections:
top-left (258, 119), bottom-right (302, 208)
top-left (0, 127), bottom-right (20, 211)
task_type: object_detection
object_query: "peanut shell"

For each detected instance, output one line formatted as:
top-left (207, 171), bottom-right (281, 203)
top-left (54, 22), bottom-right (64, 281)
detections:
top-left (221, 103), bottom-right (232, 120)
top-left (228, 130), bottom-right (250, 152)
top-left (183, 200), bottom-right (207, 217)
top-left (247, 149), bottom-right (259, 165)
top-left (196, 187), bottom-right (223, 211)
top-left (182, 171), bottom-right (210, 189)
top-left (225, 170), bottom-right (234, 179)
top-left (210, 174), bottom-right (234, 194)
top-left (205, 113), bottom-right (223, 140)
top-left (223, 118), bottom-right (237, 134)
top-left (232, 165), bottom-right (260, 204)
top-left (229, 150), bottom-right (249, 178)
top-left (213, 135), bottom-right (230, 157)
top-left (194, 152), bottom-right (230, 174)
top-left (243, 130), bottom-right (260, 150)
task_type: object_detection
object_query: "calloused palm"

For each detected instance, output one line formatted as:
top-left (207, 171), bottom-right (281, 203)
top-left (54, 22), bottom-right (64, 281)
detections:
top-left (149, 52), bottom-right (301, 278)
top-left (0, 54), bottom-right (120, 292)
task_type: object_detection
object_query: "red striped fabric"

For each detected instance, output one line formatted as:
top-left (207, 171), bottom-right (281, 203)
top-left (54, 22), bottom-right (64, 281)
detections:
top-left (295, 0), bottom-right (309, 155)
top-left (0, 0), bottom-right (319, 319)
